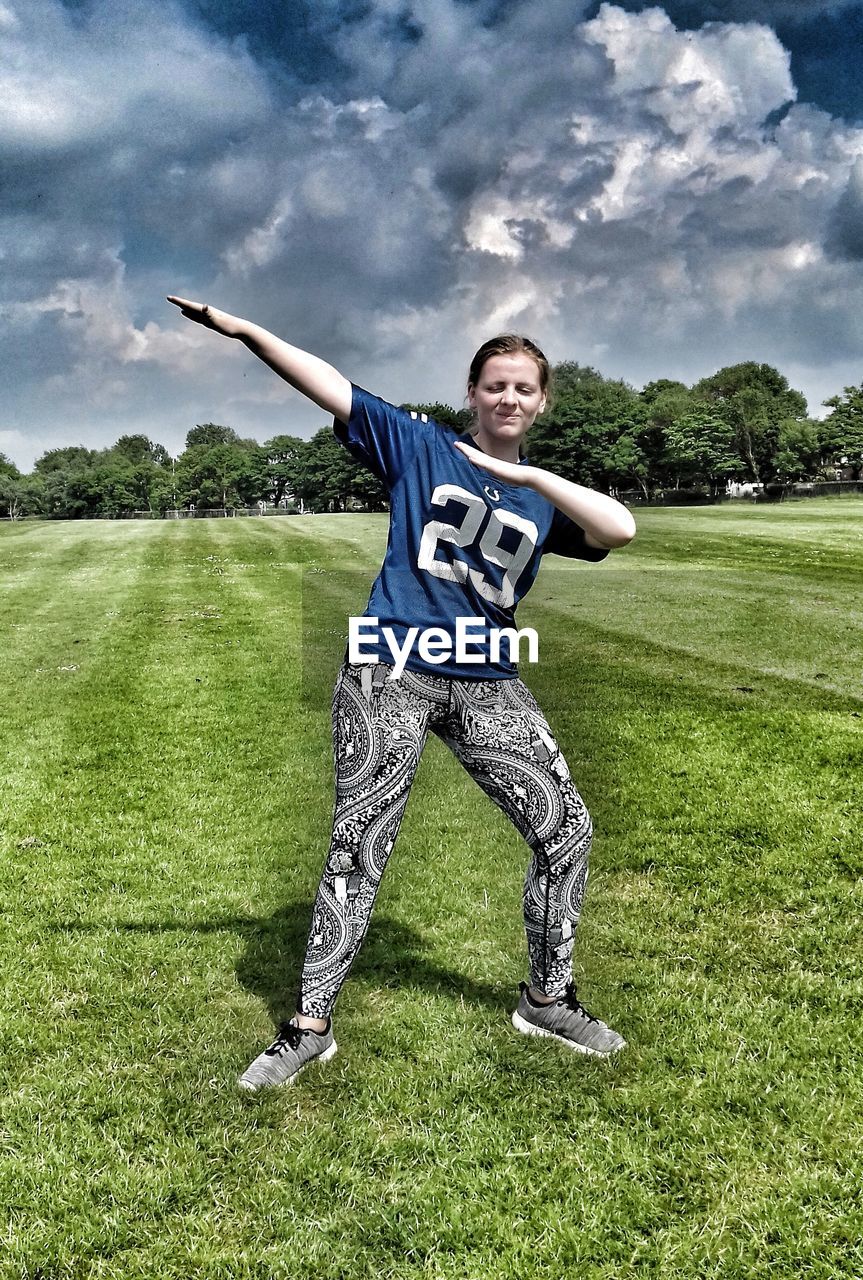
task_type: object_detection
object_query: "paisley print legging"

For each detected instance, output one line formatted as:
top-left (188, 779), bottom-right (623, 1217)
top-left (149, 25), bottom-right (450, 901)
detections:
top-left (297, 662), bottom-right (594, 1018)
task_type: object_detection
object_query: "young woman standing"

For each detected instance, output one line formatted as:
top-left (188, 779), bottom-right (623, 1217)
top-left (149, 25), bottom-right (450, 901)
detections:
top-left (166, 296), bottom-right (636, 1089)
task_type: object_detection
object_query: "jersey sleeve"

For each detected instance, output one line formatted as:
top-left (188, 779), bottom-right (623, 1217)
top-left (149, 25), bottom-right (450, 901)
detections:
top-left (333, 384), bottom-right (428, 489)
top-left (543, 507), bottom-right (612, 562)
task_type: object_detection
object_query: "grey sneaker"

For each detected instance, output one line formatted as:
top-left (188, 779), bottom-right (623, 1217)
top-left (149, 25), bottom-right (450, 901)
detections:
top-left (512, 982), bottom-right (626, 1057)
top-left (238, 1018), bottom-right (337, 1092)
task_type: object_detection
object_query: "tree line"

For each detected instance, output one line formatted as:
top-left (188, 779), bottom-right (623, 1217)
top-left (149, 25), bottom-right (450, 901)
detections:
top-left (2, 361), bottom-right (862, 519)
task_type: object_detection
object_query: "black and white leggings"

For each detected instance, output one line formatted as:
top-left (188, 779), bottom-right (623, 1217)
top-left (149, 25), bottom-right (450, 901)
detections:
top-left (297, 662), bottom-right (593, 1019)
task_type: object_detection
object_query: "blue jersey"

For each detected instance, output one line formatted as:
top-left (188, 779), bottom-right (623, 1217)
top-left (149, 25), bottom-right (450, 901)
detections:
top-left (334, 384), bottom-right (609, 679)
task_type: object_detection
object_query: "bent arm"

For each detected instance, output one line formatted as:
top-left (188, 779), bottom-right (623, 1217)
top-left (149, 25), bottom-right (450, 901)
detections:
top-left (525, 467), bottom-right (636, 549)
top-left (166, 297), bottom-right (353, 422)
top-left (451, 439), bottom-right (636, 548)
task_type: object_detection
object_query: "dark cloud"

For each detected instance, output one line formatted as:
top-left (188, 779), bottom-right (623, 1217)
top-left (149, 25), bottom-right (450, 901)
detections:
top-left (3, 0), bottom-right (863, 470)
top-left (826, 160), bottom-right (863, 260)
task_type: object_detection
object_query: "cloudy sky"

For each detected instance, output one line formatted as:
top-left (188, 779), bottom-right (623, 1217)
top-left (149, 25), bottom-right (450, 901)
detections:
top-left (3, 0), bottom-right (863, 469)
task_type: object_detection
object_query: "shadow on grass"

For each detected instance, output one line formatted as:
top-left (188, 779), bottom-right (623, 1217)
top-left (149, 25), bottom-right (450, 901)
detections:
top-left (50, 901), bottom-right (511, 1026)
top-left (237, 903), bottom-right (514, 1024)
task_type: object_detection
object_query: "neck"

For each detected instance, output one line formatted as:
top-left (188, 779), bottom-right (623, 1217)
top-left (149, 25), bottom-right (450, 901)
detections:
top-left (472, 427), bottom-right (522, 465)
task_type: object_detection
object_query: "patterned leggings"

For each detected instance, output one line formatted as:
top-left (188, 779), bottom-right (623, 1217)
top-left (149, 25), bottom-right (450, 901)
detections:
top-left (297, 662), bottom-right (594, 1018)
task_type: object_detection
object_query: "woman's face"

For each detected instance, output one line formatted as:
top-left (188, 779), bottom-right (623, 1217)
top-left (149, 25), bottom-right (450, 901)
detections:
top-left (467, 353), bottom-right (547, 454)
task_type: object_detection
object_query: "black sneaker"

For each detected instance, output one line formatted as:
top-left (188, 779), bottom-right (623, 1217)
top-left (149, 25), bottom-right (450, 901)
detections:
top-left (238, 1018), bottom-right (337, 1091)
top-left (512, 981), bottom-right (626, 1057)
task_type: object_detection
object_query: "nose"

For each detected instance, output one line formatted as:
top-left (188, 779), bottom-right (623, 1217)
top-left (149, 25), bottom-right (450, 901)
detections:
top-left (499, 386), bottom-right (517, 407)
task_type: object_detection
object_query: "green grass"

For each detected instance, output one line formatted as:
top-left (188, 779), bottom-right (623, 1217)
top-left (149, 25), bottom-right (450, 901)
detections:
top-left (1, 501), bottom-right (861, 1279)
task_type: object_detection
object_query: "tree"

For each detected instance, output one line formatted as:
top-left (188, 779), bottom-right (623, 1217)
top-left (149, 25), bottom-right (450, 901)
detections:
top-left (0, 474), bottom-right (23, 519)
top-left (774, 419), bottom-right (823, 481)
top-left (637, 380), bottom-right (694, 496)
top-left (821, 384), bottom-right (863, 479)
top-left (88, 463), bottom-right (141, 517)
top-left (663, 410), bottom-right (741, 495)
top-left (640, 378), bottom-right (690, 409)
top-left (0, 472), bottom-right (46, 520)
top-left (290, 430), bottom-right (387, 512)
top-left (528, 363), bottom-right (649, 494)
top-left (259, 431), bottom-right (381, 510)
top-left (185, 422), bottom-right (240, 450)
top-left (692, 363), bottom-right (808, 484)
top-left (111, 434), bottom-right (170, 467)
top-left (263, 434), bottom-right (306, 506)
top-left (148, 468), bottom-right (178, 515)
top-left (0, 454), bottom-right (22, 517)
top-left (93, 437), bottom-right (173, 513)
top-left (175, 441), bottom-right (267, 509)
top-left (33, 446), bottom-right (96, 475)
top-left (30, 448), bottom-right (97, 517)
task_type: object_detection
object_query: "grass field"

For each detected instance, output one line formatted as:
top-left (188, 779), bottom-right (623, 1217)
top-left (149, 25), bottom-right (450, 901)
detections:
top-left (1, 499), bottom-right (861, 1279)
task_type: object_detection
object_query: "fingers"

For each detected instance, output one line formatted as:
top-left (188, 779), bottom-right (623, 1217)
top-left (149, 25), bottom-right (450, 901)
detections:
top-left (453, 440), bottom-right (482, 465)
top-left (167, 295), bottom-right (209, 315)
top-left (166, 296), bottom-right (240, 339)
top-left (166, 295), bottom-right (212, 326)
top-left (453, 439), bottom-right (523, 483)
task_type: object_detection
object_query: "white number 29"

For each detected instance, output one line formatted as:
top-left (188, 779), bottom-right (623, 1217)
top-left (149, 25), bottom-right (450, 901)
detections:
top-left (417, 484), bottom-right (538, 609)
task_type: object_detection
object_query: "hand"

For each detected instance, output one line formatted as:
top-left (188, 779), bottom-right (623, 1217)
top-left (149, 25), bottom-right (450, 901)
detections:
top-left (452, 439), bottom-right (532, 487)
top-left (166, 296), bottom-right (245, 339)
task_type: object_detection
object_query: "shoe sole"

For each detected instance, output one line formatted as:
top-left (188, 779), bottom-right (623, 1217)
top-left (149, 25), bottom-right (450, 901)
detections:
top-left (237, 1040), bottom-right (338, 1092)
top-left (511, 1010), bottom-right (624, 1058)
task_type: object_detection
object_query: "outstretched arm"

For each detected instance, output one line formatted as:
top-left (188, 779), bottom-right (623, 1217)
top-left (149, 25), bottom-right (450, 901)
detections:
top-left (453, 439), bottom-right (636, 549)
top-left (166, 297), bottom-right (353, 423)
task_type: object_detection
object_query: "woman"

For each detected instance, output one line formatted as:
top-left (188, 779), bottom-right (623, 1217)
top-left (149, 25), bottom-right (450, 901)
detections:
top-left (166, 296), bottom-right (636, 1089)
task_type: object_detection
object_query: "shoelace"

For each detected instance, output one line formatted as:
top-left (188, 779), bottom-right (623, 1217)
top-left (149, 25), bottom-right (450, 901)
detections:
top-left (266, 1021), bottom-right (307, 1056)
top-left (559, 983), bottom-right (599, 1024)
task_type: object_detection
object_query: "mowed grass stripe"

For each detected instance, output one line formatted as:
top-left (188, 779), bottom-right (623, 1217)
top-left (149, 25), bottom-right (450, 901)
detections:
top-left (0, 506), bottom-right (861, 1280)
top-left (1, 520), bottom-right (349, 1278)
top-left (518, 531), bottom-right (863, 1278)
top-left (524, 559), bottom-right (863, 703)
top-left (0, 522), bottom-right (163, 862)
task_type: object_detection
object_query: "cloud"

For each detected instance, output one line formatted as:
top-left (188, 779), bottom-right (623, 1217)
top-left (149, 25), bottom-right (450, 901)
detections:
top-left (826, 158), bottom-right (863, 260)
top-left (0, 0), bottom-right (278, 443)
top-left (4, 0), bottom-right (863, 470)
top-left (0, 0), bottom-right (273, 279)
top-left (188, 0), bottom-right (863, 392)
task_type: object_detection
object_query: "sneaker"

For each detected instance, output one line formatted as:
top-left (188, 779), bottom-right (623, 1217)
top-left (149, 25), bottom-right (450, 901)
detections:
top-left (512, 981), bottom-right (626, 1057)
top-left (238, 1018), bottom-right (338, 1092)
